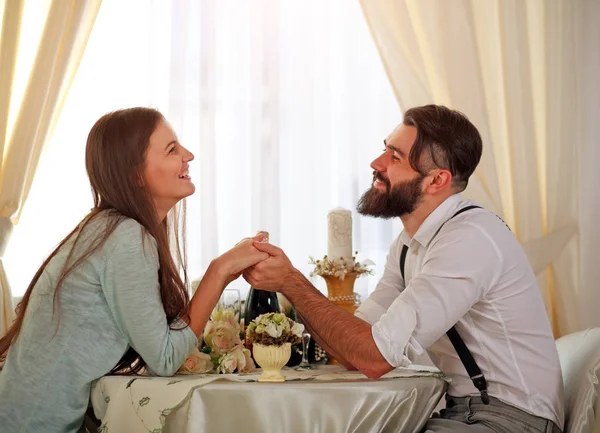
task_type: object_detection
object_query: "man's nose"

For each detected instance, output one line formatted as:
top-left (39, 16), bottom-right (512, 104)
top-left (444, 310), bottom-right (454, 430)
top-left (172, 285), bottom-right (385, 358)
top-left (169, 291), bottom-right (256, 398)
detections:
top-left (371, 153), bottom-right (386, 173)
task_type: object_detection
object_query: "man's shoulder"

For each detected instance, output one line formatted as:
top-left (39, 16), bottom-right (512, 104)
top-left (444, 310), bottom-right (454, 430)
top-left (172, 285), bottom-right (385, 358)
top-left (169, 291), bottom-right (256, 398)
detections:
top-left (442, 204), bottom-right (511, 240)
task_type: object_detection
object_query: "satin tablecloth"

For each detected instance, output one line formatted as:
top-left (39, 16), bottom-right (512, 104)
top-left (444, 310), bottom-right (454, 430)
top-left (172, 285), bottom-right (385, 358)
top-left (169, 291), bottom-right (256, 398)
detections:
top-left (91, 365), bottom-right (448, 433)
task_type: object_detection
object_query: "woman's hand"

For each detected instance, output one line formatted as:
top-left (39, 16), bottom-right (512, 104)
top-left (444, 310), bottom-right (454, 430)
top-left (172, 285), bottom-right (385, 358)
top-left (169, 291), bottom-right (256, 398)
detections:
top-left (188, 234), bottom-right (268, 337)
top-left (212, 234), bottom-right (269, 286)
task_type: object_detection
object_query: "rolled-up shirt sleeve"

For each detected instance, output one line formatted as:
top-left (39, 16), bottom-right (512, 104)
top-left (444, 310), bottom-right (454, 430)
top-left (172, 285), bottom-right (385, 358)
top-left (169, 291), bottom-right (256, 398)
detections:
top-left (370, 223), bottom-right (502, 367)
top-left (355, 235), bottom-right (406, 325)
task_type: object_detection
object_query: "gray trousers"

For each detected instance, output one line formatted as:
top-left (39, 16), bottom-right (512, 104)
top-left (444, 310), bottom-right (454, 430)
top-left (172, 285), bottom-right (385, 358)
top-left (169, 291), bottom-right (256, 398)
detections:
top-left (421, 395), bottom-right (562, 433)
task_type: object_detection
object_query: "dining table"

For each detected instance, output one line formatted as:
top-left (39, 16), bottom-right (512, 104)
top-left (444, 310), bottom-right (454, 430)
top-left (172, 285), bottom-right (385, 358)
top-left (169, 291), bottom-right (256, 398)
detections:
top-left (91, 364), bottom-right (448, 433)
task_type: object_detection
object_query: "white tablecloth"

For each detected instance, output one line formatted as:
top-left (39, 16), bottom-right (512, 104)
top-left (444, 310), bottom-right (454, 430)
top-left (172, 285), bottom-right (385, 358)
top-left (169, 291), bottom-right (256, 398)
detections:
top-left (91, 365), bottom-right (448, 433)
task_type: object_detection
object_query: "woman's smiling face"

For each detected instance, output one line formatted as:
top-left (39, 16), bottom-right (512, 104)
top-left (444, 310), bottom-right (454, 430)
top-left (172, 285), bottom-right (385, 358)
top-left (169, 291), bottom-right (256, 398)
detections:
top-left (143, 119), bottom-right (195, 219)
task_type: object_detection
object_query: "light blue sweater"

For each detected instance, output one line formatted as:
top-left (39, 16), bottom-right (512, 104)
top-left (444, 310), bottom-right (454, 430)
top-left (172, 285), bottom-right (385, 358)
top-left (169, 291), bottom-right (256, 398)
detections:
top-left (0, 215), bottom-right (198, 432)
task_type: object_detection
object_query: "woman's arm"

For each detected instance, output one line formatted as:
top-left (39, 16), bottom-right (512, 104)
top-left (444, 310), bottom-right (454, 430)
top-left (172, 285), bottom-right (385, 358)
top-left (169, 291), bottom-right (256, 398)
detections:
top-left (103, 222), bottom-right (266, 376)
top-left (187, 236), bottom-right (268, 337)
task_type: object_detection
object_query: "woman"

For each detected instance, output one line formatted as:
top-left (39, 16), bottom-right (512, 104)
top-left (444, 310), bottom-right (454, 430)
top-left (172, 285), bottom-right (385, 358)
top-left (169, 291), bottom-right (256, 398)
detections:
top-left (0, 108), bottom-right (266, 432)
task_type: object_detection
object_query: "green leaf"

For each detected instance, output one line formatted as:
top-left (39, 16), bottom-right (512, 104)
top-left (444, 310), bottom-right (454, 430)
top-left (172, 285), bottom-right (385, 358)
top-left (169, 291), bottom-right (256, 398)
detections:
top-left (200, 346), bottom-right (212, 354)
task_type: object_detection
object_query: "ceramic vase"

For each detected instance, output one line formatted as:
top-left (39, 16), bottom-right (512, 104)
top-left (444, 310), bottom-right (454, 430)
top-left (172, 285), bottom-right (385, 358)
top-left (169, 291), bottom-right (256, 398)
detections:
top-left (252, 342), bottom-right (292, 382)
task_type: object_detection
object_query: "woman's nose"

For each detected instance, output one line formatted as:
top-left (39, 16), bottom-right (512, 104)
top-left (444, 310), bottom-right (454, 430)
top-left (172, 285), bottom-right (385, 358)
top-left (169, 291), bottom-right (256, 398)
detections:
top-left (183, 147), bottom-right (194, 162)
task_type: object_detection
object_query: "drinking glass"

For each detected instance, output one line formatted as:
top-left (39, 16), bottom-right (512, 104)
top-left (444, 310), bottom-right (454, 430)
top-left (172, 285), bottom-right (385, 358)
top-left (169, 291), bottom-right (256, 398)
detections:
top-left (297, 332), bottom-right (314, 370)
top-left (218, 288), bottom-right (242, 325)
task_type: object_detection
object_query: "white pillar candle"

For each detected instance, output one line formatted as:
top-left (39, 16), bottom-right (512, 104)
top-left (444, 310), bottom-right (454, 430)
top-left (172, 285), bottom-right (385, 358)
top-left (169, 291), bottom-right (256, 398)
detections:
top-left (327, 207), bottom-right (353, 261)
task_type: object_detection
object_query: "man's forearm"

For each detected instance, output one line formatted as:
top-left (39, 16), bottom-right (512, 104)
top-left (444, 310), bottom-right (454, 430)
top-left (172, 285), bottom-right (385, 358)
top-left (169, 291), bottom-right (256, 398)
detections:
top-left (282, 270), bottom-right (392, 378)
top-left (296, 312), bottom-right (355, 370)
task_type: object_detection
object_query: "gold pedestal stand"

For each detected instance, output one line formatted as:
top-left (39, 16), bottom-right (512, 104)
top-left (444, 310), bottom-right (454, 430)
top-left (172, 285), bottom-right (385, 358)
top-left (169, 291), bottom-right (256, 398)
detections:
top-left (322, 272), bottom-right (359, 365)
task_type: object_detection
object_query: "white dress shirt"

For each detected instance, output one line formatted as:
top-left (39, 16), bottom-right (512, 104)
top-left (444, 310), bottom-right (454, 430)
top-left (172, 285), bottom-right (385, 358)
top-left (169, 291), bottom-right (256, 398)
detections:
top-left (355, 194), bottom-right (564, 429)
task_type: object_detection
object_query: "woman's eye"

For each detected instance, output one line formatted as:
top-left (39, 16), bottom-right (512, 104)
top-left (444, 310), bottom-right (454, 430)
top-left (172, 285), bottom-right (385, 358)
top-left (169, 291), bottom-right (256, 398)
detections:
top-left (168, 146), bottom-right (176, 154)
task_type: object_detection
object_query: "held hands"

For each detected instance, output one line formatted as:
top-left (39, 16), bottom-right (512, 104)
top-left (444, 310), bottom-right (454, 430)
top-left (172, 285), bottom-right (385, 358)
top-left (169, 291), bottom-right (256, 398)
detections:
top-left (242, 241), bottom-right (296, 293)
top-left (213, 233), bottom-right (269, 286)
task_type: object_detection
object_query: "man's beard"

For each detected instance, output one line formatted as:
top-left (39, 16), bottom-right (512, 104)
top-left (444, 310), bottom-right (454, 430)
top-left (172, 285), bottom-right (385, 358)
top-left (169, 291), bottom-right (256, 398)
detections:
top-left (357, 172), bottom-right (424, 219)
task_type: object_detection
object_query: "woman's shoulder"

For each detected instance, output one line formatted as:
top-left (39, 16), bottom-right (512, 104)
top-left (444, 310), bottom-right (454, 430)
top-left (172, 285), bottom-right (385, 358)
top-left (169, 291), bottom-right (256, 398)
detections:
top-left (82, 211), bottom-right (157, 256)
top-left (104, 216), bottom-right (159, 270)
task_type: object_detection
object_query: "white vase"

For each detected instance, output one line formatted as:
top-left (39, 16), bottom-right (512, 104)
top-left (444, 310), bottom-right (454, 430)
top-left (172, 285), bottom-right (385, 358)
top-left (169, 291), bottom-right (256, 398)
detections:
top-left (252, 342), bottom-right (291, 382)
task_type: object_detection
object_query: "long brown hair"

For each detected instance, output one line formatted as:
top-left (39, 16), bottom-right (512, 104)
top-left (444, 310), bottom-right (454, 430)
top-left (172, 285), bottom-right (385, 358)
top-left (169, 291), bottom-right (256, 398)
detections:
top-left (0, 108), bottom-right (190, 374)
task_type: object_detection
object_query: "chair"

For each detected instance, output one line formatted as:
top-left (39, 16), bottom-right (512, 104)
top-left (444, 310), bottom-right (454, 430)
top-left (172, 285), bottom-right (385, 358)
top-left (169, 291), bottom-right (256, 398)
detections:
top-left (556, 328), bottom-right (600, 433)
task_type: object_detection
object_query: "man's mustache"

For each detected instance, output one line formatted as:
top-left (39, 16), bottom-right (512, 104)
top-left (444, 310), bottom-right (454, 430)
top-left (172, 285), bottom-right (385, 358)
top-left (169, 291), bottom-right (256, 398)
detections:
top-left (372, 171), bottom-right (390, 187)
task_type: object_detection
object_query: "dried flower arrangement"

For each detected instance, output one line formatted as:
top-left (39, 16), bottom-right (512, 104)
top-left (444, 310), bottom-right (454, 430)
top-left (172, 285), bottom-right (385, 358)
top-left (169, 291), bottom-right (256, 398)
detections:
top-left (309, 252), bottom-right (375, 280)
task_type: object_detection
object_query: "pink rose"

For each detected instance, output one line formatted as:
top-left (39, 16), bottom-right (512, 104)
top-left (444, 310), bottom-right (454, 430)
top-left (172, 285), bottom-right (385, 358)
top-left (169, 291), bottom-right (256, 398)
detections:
top-left (204, 322), bottom-right (241, 356)
top-left (178, 348), bottom-right (213, 374)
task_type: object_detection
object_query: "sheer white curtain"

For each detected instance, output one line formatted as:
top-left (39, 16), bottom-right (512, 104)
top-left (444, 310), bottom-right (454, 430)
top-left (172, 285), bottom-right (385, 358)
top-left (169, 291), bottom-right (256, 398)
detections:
top-left (359, 0), bottom-right (586, 336)
top-left (5, 0), bottom-right (401, 302)
top-left (0, 0), bottom-right (101, 334)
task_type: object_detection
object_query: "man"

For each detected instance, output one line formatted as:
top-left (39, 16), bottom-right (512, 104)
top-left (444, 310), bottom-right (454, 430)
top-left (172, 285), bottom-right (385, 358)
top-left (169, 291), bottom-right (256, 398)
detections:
top-left (244, 105), bottom-right (564, 433)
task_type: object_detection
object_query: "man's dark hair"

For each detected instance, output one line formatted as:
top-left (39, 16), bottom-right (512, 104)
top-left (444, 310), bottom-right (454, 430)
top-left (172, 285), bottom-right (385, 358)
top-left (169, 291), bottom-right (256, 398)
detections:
top-left (403, 105), bottom-right (482, 192)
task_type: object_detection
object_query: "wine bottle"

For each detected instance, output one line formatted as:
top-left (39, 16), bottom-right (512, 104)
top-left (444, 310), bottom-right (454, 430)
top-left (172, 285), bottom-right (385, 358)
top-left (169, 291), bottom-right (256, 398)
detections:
top-left (244, 231), bottom-right (280, 327)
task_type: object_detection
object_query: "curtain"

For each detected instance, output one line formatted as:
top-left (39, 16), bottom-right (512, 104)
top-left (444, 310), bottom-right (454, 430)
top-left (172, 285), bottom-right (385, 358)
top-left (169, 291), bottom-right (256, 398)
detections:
top-left (575, 0), bottom-right (600, 330)
top-left (359, 0), bottom-right (584, 336)
top-left (4, 0), bottom-right (401, 305)
top-left (167, 0), bottom-right (404, 299)
top-left (0, 0), bottom-right (102, 335)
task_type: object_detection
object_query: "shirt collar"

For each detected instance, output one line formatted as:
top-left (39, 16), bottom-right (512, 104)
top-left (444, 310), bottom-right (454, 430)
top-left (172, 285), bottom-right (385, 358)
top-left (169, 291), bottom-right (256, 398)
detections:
top-left (400, 193), bottom-right (465, 249)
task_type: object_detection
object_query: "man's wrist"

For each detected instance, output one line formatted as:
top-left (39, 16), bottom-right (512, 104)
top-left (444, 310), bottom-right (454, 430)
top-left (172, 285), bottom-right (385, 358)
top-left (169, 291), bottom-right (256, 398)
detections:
top-left (281, 268), bottom-right (311, 298)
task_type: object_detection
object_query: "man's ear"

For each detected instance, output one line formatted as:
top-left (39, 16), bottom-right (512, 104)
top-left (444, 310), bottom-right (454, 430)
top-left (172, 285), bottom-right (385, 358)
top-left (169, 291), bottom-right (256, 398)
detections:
top-left (424, 169), bottom-right (452, 194)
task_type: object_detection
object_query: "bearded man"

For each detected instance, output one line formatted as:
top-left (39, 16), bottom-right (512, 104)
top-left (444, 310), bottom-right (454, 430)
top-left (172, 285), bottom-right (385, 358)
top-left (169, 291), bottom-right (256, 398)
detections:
top-left (244, 105), bottom-right (564, 433)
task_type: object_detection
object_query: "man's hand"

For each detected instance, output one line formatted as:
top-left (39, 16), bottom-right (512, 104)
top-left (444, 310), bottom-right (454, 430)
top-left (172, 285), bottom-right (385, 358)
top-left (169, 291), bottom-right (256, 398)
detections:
top-left (243, 241), bottom-right (296, 293)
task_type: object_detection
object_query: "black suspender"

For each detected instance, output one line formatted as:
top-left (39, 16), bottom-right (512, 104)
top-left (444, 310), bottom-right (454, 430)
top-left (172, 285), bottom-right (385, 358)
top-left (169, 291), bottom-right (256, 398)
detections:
top-left (400, 205), bottom-right (490, 404)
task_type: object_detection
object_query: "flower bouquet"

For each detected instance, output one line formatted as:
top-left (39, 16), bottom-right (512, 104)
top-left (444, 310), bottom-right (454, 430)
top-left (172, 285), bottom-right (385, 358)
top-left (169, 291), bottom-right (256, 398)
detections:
top-left (178, 306), bottom-right (255, 375)
top-left (245, 312), bottom-right (304, 382)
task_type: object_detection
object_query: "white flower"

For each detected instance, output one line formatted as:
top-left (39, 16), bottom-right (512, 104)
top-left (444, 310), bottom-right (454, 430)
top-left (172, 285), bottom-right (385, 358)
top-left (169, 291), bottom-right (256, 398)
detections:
top-left (334, 270), bottom-right (346, 279)
top-left (240, 348), bottom-right (255, 372)
top-left (265, 322), bottom-right (282, 338)
top-left (218, 353), bottom-right (238, 374)
top-left (210, 307), bottom-right (241, 333)
top-left (229, 345), bottom-right (255, 373)
top-left (291, 322), bottom-right (305, 338)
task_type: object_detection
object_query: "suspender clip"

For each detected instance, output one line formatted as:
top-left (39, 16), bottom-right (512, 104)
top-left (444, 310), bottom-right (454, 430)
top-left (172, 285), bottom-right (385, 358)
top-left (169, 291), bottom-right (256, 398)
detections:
top-left (470, 374), bottom-right (490, 405)
top-left (480, 390), bottom-right (490, 405)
